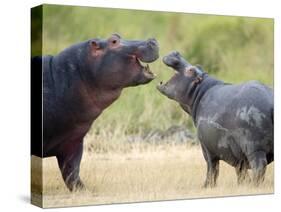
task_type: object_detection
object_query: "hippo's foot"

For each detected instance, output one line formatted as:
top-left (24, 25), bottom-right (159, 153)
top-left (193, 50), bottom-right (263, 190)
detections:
top-left (75, 180), bottom-right (86, 190)
top-left (203, 179), bottom-right (217, 188)
top-left (237, 174), bottom-right (251, 185)
top-left (248, 151), bottom-right (267, 186)
top-left (203, 163), bottom-right (219, 188)
top-left (67, 178), bottom-right (86, 192)
top-left (252, 169), bottom-right (266, 186)
top-left (235, 160), bottom-right (251, 185)
top-left (201, 145), bottom-right (219, 188)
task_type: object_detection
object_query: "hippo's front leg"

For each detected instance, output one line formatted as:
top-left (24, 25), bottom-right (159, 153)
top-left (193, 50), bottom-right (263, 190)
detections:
top-left (201, 143), bottom-right (220, 187)
top-left (56, 140), bottom-right (85, 191)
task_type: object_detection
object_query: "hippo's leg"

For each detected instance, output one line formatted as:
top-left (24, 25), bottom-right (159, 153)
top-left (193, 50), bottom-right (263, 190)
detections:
top-left (235, 160), bottom-right (250, 184)
top-left (56, 140), bottom-right (85, 192)
top-left (204, 159), bottom-right (219, 188)
top-left (266, 152), bottom-right (274, 164)
top-left (201, 144), bottom-right (219, 188)
top-left (247, 151), bottom-right (267, 186)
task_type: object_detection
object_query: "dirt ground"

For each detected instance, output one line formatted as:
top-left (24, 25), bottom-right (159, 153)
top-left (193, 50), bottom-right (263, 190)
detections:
top-left (31, 145), bottom-right (274, 208)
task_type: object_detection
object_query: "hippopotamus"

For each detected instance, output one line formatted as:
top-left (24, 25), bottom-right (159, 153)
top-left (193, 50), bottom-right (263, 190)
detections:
top-left (157, 51), bottom-right (273, 187)
top-left (31, 34), bottom-right (159, 191)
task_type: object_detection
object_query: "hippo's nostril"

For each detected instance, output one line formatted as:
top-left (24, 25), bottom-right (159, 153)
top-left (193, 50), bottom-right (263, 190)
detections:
top-left (148, 38), bottom-right (158, 47)
top-left (174, 51), bottom-right (180, 56)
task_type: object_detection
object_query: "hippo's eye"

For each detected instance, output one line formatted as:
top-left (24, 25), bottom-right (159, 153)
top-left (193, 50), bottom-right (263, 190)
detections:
top-left (109, 38), bottom-right (120, 47)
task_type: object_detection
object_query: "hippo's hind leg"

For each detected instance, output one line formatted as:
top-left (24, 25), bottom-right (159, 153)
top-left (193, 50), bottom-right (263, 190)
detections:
top-left (56, 140), bottom-right (85, 192)
top-left (235, 160), bottom-right (250, 184)
top-left (247, 151), bottom-right (267, 186)
top-left (201, 144), bottom-right (220, 188)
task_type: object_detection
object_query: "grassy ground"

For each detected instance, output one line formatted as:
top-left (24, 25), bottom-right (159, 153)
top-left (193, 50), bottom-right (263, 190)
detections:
top-left (31, 145), bottom-right (273, 208)
top-left (31, 5), bottom-right (274, 207)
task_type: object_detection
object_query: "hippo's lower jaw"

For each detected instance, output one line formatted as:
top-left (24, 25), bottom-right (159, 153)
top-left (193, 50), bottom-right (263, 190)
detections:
top-left (156, 82), bottom-right (174, 100)
top-left (135, 56), bottom-right (156, 79)
top-left (156, 81), bottom-right (164, 92)
top-left (141, 63), bottom-right (156, 80)
top-left (127, 56), bottom-right (157, 86)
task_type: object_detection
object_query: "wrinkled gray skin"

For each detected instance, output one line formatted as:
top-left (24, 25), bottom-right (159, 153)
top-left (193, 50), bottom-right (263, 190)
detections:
top-left (157, 51), bottom-right (273, 187)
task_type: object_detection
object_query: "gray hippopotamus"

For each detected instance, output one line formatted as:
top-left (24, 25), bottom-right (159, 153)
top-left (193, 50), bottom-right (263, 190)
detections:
top-left (31, 34), bottom-right (159, 191)
top-left (157, 51), bottom-right (273, 187)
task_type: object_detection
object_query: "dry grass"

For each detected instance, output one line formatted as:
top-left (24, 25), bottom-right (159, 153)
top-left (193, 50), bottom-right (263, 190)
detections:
top-left (31, 144), bottom-right (274, 208)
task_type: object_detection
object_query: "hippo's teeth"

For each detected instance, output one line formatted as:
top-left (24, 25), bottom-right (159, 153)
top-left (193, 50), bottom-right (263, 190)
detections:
top-left (146, 64), bottom-right (151, 72)
top-left (145, 64), bottom-right (153, 74)
top-left (139, 59), bottom-right (147, 68)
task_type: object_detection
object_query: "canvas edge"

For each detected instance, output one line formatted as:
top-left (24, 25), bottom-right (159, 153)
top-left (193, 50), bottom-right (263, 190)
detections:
top-left (30, 4), bottom-right (43, 208)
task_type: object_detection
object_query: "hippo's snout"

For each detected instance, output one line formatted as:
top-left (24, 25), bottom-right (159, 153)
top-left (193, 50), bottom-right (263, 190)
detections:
top-left (162, 54), bottom-right (180, 70)
top-left (137, 38), bottom-right (159, 63)
top-left (157, 81), bottom-right (176, 100)
top-left (163, 51), bottom-right (191, 72)
top-left (170, 51), bottom-right (180, 57)
top-left (147, 38), bottom-right (158, 48)
top-left (163, 51), bottom-right (181, 65)
top-left (156, 82), bottom-right (166, 95)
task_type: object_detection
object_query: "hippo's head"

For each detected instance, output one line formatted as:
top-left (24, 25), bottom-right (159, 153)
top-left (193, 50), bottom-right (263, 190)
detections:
top-left (88, 34), bottom-right (159, 89)
top-left (157, 51), bottom-right (205, 104)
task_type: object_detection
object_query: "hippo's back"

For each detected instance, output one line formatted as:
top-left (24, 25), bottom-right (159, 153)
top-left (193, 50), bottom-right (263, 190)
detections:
top-left (196, 81), bottom-right (273, 166)
top-left (198, 81), bottom-right (273, 128)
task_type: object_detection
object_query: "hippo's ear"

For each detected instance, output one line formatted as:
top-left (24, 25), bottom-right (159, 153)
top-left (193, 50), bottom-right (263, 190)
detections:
top-left (90, 39), bottom-right (102, 50)
top-left (184, 66), bottom-right (203, 84)
top-left (90, 39), bottom-right (104, 57)
top-left (184, 66), bottom-right (197, 77)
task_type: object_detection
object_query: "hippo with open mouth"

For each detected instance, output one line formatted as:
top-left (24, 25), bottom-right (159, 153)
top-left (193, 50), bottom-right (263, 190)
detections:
top-left (157, 51), bottom-right (273, 187)
top-left (31, 34), bottom-right (159, 191)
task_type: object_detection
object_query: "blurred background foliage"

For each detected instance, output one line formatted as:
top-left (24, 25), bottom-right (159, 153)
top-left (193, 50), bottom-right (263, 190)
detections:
top-left (36, 4), bottom-right (273, 139)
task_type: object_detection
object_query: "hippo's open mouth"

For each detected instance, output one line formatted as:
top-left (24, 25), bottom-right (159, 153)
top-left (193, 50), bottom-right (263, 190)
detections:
top-left (136, 57), bottom-right (156, 79)
top-left (156, 81), bottom-right (165, 94)
top-left (158, 79), bottom-right (166, 88)
top-left (157, 71), bottom-right (179, 90)
top-left (130, 37), bottom-right (159, 81)
top-left (130, 54), bottom-right (157, 80)
top-left (157, 51), bottom-right (188, 92)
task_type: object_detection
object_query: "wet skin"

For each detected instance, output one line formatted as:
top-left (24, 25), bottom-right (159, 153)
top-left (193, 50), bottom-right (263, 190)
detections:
top-left (157, 51), bottom-right (273, 187)
top-left (31, 34), bottom-right (159, 191)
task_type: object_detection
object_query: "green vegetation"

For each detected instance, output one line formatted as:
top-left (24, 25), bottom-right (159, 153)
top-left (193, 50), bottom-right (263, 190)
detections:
top-left (41, 4), bottom-right (274, 140)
